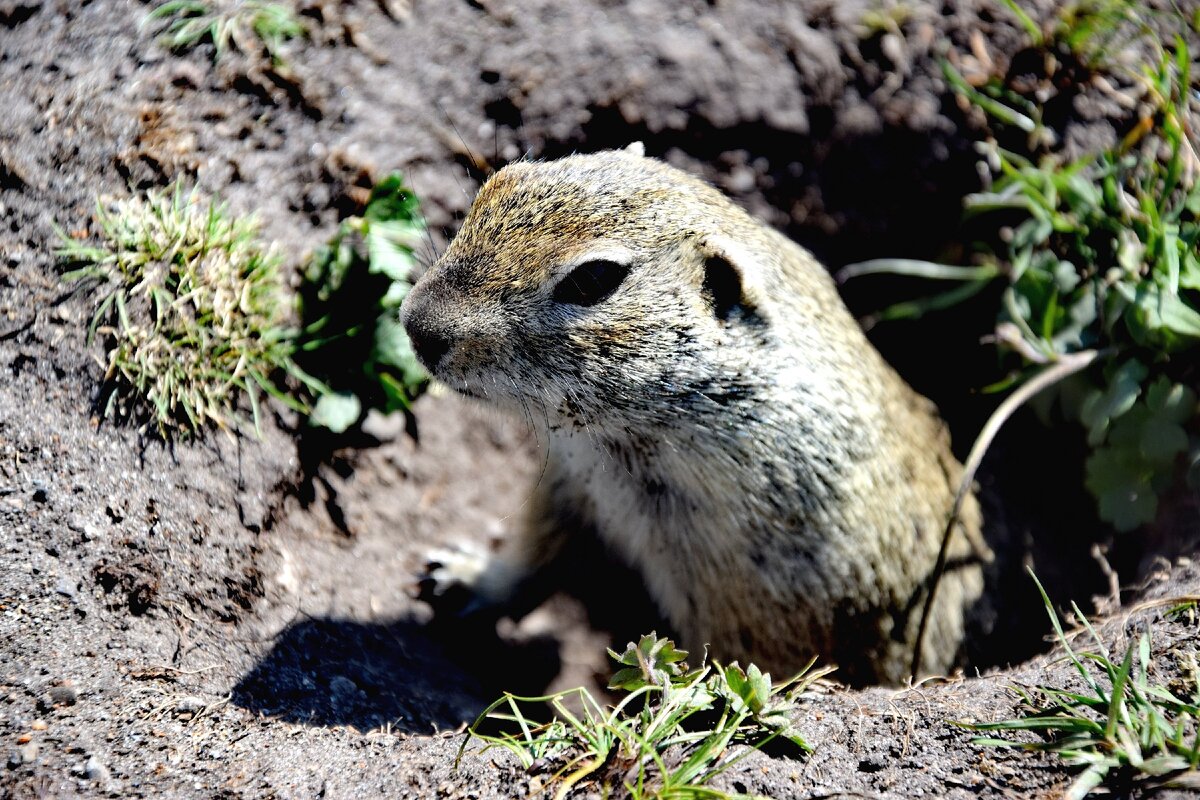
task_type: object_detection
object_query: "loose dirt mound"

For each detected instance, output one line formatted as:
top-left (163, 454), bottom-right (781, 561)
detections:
top-left (2, 1), bottom-right (1198, 797)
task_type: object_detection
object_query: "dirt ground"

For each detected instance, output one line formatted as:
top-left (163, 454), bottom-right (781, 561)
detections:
top-left (2, 0), bottom-right (1199, 797)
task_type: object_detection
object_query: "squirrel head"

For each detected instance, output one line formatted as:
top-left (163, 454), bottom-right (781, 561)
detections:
top-left (401, 147), bottom-right (773, 429)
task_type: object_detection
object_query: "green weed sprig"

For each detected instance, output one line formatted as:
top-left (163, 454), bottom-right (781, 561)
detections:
top-left (294, 173), bottom-right (429, 432)
top-left (961, 572), bottom-right (1200, 799)
top-left (461, 633), bottom-right (831, 800)
top-left (146, 0), bottom-right (305, 61)
top-left (842, 18), bottom-right (1200, 530)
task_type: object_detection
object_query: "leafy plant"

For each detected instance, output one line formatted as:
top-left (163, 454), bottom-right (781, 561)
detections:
top-left (58, 183), bottom-right (303, 436)
top-left (146, 0), bottom-right (305, 61)
top-left (461, 633), bottom-right (832, 800)
top-left (294, 173), bottom-right (429, 433)
top-left (961, 572), bottom-right (1200, 799)
top-left (842, 17), bottom-right (1200, 530)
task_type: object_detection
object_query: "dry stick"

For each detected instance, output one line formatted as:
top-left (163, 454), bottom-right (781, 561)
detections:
top-left (909, 347), bottom-right (1106, 682)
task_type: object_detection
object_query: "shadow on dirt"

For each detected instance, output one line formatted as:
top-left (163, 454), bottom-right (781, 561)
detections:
top-left (231, 617), bottom-right (561, 733)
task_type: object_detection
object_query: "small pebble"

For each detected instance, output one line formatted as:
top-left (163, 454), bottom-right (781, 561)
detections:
top-left (83, 755), bottom-right (108, 781)
top-left (48, 684), bottom-right (78, 706)
top-left (7, 742), bottom-right (38, 767)
top-left (175, 696), bottom-right (205, 717)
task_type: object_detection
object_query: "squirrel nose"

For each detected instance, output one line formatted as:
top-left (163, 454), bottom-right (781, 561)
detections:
top-left (409, 328), bottom-right (451, 371)
top-left (401, 285), bottom-right (454, 371)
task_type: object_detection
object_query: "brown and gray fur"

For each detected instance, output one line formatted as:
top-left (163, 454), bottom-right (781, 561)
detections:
top-left (401, 146), bottom-right (988, 685)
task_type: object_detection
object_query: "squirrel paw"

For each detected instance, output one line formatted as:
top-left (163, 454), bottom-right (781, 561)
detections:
top-left (414, 541), bottom-right (499, 620)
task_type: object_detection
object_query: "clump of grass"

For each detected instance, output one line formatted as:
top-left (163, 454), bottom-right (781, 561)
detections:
top-left (146, 0), bottom-right (305, 61)
top-left (59, 175), bottom-right (430, 440)
top-left (961, 572), bottom-right (1200, 799)
top-left (460, 633), bottom-right (830, 800)
top-left (294, 173), bottom-right (429, 433)
top-left (842, 14), bottom-right (1200, 531)
top-left (59, 183), bottom-right (301, 436)
top-left (857, 0), bottom-right (916, 38)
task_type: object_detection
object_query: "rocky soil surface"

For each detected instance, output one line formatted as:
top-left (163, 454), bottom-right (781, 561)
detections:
top-left (2, 0), bottom-right (1198, 797)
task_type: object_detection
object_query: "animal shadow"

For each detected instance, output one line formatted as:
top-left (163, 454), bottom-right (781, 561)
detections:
top-left (231, 616), bottom-right (561, 734)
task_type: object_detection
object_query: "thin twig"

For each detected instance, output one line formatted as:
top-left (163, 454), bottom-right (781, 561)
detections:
top-left (910, 347), bottom-right (1107, 682)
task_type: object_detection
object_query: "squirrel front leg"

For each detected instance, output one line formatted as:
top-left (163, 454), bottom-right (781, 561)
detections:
top-left (416, 460), bottom-right (582, 622)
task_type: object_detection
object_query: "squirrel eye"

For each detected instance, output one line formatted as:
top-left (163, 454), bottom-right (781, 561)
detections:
top-left (552, 260), bottom-right (630, 307)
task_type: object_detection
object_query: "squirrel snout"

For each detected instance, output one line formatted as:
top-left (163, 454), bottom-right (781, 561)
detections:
top-left (401, 285), bottom-right (454, 372)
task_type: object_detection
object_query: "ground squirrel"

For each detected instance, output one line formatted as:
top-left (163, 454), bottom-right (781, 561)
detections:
top-left (401, 144), bottom-right (988, 685)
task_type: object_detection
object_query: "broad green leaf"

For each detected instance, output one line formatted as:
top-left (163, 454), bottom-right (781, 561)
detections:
top-left (364, 173), bottom-right (422, 224)
top-left (1052, 259), bottom-right (1081, 293)
top-left (722, 663), bottom-right (771, 715)
top-left (373, 315), bottom-right (424, 374)
top-left (309, 391), bottom-right (362, 433)
top-left (1140, 417), bottom-right (1188, 463)
top-left (1145, 377), bottom-right (1197, 424)
top-left (1180, 251), bottom-right (1200, 290)
top-left (1079, 360), bottom-right (1147, 446)
top-left (1085, 446), bottom-right (1158, 531)
top-left (366, 221), bottom-right (421, 282)
top-left (1121, 282), bottom-right (1200, 349)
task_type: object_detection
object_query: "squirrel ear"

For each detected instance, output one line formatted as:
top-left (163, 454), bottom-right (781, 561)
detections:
top-left (697, 234), bottom-right (762, 323)
top-left (623, 141), bottom-right (646, 157)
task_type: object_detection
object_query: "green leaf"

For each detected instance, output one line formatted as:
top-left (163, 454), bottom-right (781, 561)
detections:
top-left (721, 663), bottom-right (771, 715)
top-left (295, 173), bottom-right (430, 430)
top-left (366, 220), bottom-right (421, 282)
top-left (874, 278), bottom-right (995, 322)
top-left (372, 315), bottom-right (424, 375)
top-left (836, 259), bottom-right (1000, 282)
top-left (607, 633), bottom-right (691, 690)
top-left (310, 391), bottom-right (362, 433)
top-left (1052, 259), bottom-right (1081, 293)
top-left (942, 60), bottom-right (1039, 132)
top-left (1143, 378), bottom-right (1196, 422)
top-left (1079, 360), bottom-right (1147, 446)
top-left (1139, 416), bottom-right (1188, 463)
top-left (364, 173), bottom-right (422, 224)
top-left (1180, 250), bottom-right (1200, 290)
top-left (1085, 446), bottom-right (1159, 531)
top-left (1120, 282), bottom-right (1200, 350)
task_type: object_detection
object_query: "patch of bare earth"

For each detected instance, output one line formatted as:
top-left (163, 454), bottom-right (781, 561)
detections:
top-left (1, 1), bottom-right (1197, 797)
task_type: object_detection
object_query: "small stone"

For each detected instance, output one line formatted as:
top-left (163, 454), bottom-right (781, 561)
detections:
top-left (329, 675), bottom-right (364, 711)
top-left (725, 165), bottom-right (757, 194)
top-left (858, 754), bottom-right (887, 773)
top-left (360, 409), bottom-right (406, 441)
top-left (47, 683), bottom-right (77, 707)
top-left (7, 742), bottom-right (38, 767)
top-left (31, 720), bottom-right (47, 731)
top-left (174, 696), bottom-right (205, 717)
top-left (329, 675), bottom-right (358, 695)
top-left (55, 576), bottom-right (76, 599)
top-left (83, 755), bottom-right (108, 781)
